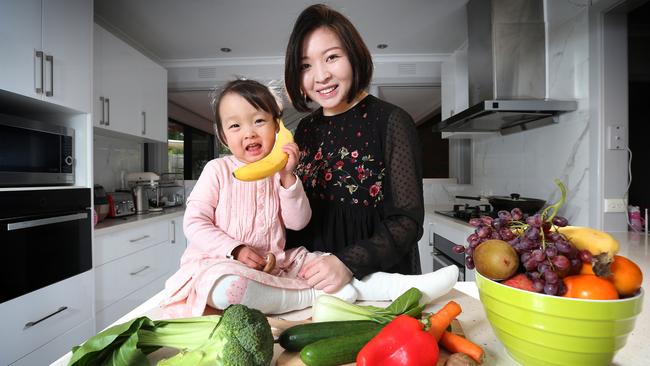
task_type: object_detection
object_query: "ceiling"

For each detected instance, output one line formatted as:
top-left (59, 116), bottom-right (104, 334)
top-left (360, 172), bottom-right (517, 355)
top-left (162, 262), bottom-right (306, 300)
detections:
top-left (95, 0), bottom-right (468, 128)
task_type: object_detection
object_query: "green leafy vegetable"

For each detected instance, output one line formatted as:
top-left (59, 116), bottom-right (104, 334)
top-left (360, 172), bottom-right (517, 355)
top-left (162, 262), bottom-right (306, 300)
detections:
top-left (67, 304), bottom-right (273, 366)
top-left (312, 287), bottom-right (425, 324)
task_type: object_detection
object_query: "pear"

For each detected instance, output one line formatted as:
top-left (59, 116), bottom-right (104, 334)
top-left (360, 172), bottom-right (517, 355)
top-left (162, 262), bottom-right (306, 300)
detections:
top-left (473, 239), bottom-right (519, 280)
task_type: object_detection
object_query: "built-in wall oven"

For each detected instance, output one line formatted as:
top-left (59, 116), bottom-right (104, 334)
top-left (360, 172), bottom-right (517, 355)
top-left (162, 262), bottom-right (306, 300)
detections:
top-left (0, 113), bottom-right (74, 187)
top-left (0, 188), bottom-right (91, 304)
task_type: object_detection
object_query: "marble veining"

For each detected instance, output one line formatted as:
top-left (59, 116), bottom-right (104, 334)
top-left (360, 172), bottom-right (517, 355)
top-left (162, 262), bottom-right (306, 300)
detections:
top-left (93, 134), bottom-right (143, 192)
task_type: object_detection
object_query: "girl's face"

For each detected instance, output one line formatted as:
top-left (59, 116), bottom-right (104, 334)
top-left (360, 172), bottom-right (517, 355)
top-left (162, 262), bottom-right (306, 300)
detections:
top-left (300, 26), bottom-right (355, 116)
top-left (219, 92), bottom-right (278, 164)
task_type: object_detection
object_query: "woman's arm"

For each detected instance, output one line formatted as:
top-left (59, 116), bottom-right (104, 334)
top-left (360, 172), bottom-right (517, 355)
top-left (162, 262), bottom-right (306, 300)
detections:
top-left (337, 107), bottom-right (425, 278)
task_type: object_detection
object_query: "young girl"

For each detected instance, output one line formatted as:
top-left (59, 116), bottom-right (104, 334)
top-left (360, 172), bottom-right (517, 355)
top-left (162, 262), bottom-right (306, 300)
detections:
top-left (161, 79), bottom-right (458, 317)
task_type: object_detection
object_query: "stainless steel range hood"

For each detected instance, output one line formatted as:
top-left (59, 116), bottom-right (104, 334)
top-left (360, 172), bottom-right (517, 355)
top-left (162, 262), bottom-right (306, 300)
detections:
top-left (435, 0), bottom-right (577, 135)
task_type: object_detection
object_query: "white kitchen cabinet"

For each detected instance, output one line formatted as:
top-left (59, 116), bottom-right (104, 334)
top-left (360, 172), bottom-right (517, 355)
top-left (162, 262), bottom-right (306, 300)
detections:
top-left (417, 212), bottom-right (435, 274)
top-left (140, 52), bottom-right (168, 142)
top-left (94, 24), bottom-right (168, 142)
top-left (93, 214), bottom-right (185, 330)
top-left (441, 48), bottom-right (468, 121)
top-left (169, 213), bottom-right (187, 262)
top-left (10, 319), bottom-right (93, 366)
top-left (0, 271), bottom-right (93, 366)
top-left (0, 0), bottom-right (92, 113)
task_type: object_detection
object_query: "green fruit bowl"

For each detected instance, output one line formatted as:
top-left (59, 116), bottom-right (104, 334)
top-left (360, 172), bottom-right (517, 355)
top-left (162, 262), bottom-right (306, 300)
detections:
top-left (475, 272), bottom-right (644, 366)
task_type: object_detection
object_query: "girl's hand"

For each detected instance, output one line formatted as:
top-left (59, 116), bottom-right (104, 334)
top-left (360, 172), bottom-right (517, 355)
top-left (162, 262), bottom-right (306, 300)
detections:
top-left (299, 254), bottom-right (353, 293)
top-left (232, 245), bottom-right (266, 271)
top-left (279, 142), bottom-right (299, 188)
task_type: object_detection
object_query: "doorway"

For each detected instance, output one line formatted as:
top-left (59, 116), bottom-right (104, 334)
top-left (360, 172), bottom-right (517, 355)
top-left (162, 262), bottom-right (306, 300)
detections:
top-left (627, 2), bottom-right (650, 221)
top-left (591, 0), bottom-right (649, 231)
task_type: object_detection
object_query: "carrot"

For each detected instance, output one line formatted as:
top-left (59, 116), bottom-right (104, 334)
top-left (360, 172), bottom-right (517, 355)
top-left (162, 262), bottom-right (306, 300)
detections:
top-left (440, 331), bottom-right (485, 364)
top-left (427, 300), bottom-right (462, 340)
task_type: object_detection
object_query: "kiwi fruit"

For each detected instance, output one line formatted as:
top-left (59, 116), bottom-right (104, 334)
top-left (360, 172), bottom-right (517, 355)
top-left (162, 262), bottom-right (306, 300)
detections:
top-left (473, 239), bottom-right (520, 280)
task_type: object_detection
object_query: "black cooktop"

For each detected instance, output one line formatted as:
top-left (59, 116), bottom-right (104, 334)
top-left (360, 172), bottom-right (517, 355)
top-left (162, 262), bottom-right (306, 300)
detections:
top-left (435, 204), bottom-right (495, 223)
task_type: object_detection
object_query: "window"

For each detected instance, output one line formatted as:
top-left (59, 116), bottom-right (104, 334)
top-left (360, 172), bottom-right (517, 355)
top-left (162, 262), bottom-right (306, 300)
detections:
top-left (167, 119), bottom-right (215, 180)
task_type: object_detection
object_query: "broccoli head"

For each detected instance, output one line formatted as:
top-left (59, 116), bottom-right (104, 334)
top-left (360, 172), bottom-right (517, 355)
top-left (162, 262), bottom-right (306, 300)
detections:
top-left (214, 304), bottom-right (274, 366)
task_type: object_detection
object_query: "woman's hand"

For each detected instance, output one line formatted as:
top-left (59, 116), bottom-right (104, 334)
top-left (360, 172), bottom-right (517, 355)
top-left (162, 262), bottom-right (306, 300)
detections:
top-left (299, 254), bottom-right (353, 293)
top-left (232, 245), bottom-right (266, 271)
top-left (279, 142), bottom-right (299, 188)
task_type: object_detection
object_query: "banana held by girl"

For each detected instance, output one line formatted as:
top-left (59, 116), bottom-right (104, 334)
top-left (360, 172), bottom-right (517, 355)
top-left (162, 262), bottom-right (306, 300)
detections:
top-left (233, 120), bottom-right (293, 181)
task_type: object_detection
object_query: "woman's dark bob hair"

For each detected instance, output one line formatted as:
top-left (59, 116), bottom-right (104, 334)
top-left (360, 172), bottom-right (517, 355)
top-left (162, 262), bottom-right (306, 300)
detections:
top-left (284, 4), bottom-right (373, 112)
top-left (213, 79), bottom-right (282, 145)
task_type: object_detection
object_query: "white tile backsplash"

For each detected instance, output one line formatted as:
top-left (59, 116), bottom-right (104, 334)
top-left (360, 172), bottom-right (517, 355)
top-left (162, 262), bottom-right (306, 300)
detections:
top-left (93, 134), bottom-right (143, 192)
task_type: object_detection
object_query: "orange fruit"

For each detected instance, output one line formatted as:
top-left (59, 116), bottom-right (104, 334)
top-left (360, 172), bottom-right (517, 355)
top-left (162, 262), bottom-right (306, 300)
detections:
top-left (563, 275), bottom-right (619, 300)
top-left (609, 255), bottom-right (643, 296)
top-left (580, 262), bottom-right (595, 275)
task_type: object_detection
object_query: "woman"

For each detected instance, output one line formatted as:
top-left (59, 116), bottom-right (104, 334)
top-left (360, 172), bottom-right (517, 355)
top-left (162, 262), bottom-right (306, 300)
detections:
top-left (285, 4), bottom-right (425, 294)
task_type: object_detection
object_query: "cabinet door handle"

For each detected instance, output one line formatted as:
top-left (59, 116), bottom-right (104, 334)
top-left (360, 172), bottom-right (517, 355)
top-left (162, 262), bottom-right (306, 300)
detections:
top-left (8, 213), bottom-right (88, 231)
top-left (24, 306), bottom-right (68, 329)
top-left (45, 54), bottom-right (54, 97)
top-left (105, 98), bottom-right (110, 126)
top-left (130, 265), bottom-right (151, 276)
top-left (129, 235), bottom-right (150, 243)
top-left (141, 111), bottom-right (146, 135)
top-left (171, 220), bottom-right (176, 244)
top-left (99, 96), bottom-right (105, 125)
top-left (34, 50), bottom-right (44, 94)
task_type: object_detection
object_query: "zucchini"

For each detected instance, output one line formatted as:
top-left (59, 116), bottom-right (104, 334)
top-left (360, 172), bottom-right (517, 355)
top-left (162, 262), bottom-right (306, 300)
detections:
top-left (299, 328), bottom-right (381, 366)
top-left (279, 320), bottom-right (383, 352)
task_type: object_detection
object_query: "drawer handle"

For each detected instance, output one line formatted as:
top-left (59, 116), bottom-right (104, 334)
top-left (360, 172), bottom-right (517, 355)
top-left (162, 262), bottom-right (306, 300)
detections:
top-left (24, 306), bottom-right (68, 329)
top-left (130, 265), bottom-right (151, 276)
top-left (129, 235), bottom-right (150, 243)
top-left (8, 212), bottom-right (88, 231)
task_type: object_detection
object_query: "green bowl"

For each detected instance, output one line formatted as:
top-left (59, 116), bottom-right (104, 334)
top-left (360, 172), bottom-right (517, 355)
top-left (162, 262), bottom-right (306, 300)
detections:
top-left (475, 272), bottom-right (644, 366)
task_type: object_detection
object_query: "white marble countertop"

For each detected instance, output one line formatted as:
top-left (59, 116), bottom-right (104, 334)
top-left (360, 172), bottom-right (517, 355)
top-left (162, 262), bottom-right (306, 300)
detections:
top-left (52, 231), bottom-right (649, 366)
top-left (94, 206), bottom-right (185, 235)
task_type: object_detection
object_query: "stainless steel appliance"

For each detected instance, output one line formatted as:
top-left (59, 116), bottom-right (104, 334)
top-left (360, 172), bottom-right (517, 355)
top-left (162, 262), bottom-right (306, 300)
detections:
top-left (156, 173), bottom-right (185, 208)
top-left (0, 188), bottom-right (92, 303)
top-left (432, 204), bottom-right (498, 282)
top-left (127, 172), bottom-right (160, 214)
top-left (0, 113), bottom-right (74, 186)
top-left (435, 0), bottom-right (577, 134)
top-left (107, 192), bottom-right (136, 218)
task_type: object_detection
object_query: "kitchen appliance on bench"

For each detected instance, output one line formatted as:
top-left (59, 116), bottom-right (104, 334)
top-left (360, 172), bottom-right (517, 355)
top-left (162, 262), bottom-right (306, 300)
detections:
top-left (156, 172), bottom-right (185, 208)
top-left (106, 191), bottom-right (136, 218)
top-left (127, 172), bottom-right (161, 214)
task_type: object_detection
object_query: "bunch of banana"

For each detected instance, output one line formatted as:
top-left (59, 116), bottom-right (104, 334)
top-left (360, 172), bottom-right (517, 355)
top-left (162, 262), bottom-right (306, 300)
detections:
top-left (233, 120), bottom-right (293, 181)
top-left (557, 226), bottom-right (620, 274)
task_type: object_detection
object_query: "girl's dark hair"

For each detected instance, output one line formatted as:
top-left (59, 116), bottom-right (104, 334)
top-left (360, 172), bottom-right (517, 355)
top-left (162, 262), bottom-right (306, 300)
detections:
top-left (284, 4), bottom-right (373, 112)
top-left (214, 79), bottom-right (282, 145)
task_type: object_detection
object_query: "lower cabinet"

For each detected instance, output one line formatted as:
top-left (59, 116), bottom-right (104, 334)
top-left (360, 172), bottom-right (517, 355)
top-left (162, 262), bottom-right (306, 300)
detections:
top-left (0, 271), bottom-right (93, 366)
top-left (93, 213), bottom-right (187, 330)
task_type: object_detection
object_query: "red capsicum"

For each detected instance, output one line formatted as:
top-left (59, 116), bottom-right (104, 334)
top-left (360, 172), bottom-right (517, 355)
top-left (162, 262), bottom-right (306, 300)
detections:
top-left (356, 314), bottom-right (439, 366)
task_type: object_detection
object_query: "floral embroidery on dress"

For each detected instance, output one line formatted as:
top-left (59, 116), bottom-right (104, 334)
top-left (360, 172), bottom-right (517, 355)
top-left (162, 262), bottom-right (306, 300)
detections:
top-left (297, 142), bottom-right (385, 206)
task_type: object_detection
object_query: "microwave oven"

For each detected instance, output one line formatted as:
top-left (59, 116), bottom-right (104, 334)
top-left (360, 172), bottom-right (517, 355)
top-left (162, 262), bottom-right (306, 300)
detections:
top-left (0, 113), bottom-right (74, 187)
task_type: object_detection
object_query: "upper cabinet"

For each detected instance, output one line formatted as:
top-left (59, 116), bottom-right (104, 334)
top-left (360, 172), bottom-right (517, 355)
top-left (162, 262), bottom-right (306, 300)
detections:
top-left (94, 24), bottom-right (167, 142)
top-left (0, 0), bottom-right (92, 113)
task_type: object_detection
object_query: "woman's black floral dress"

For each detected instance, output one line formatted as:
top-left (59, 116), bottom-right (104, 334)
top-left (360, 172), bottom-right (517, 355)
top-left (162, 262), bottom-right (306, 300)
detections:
top-left (286, 95), bottom-right (424, 278)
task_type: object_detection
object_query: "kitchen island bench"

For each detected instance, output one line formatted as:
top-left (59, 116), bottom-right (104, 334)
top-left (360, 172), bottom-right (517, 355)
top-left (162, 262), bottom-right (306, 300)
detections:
top-left (52, 232), bottom-right (649, 366)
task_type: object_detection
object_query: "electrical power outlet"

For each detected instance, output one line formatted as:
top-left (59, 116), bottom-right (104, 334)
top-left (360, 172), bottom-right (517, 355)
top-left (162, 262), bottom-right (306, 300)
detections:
top-left (607, 125), bottom-right (627, 150)
top-left (604, 198), bottom-right (627, 213)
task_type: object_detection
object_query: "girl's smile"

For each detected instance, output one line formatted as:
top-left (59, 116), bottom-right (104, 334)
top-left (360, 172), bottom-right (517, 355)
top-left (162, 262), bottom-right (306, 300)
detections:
top-left (218, 92), bottom-right (278, 164)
